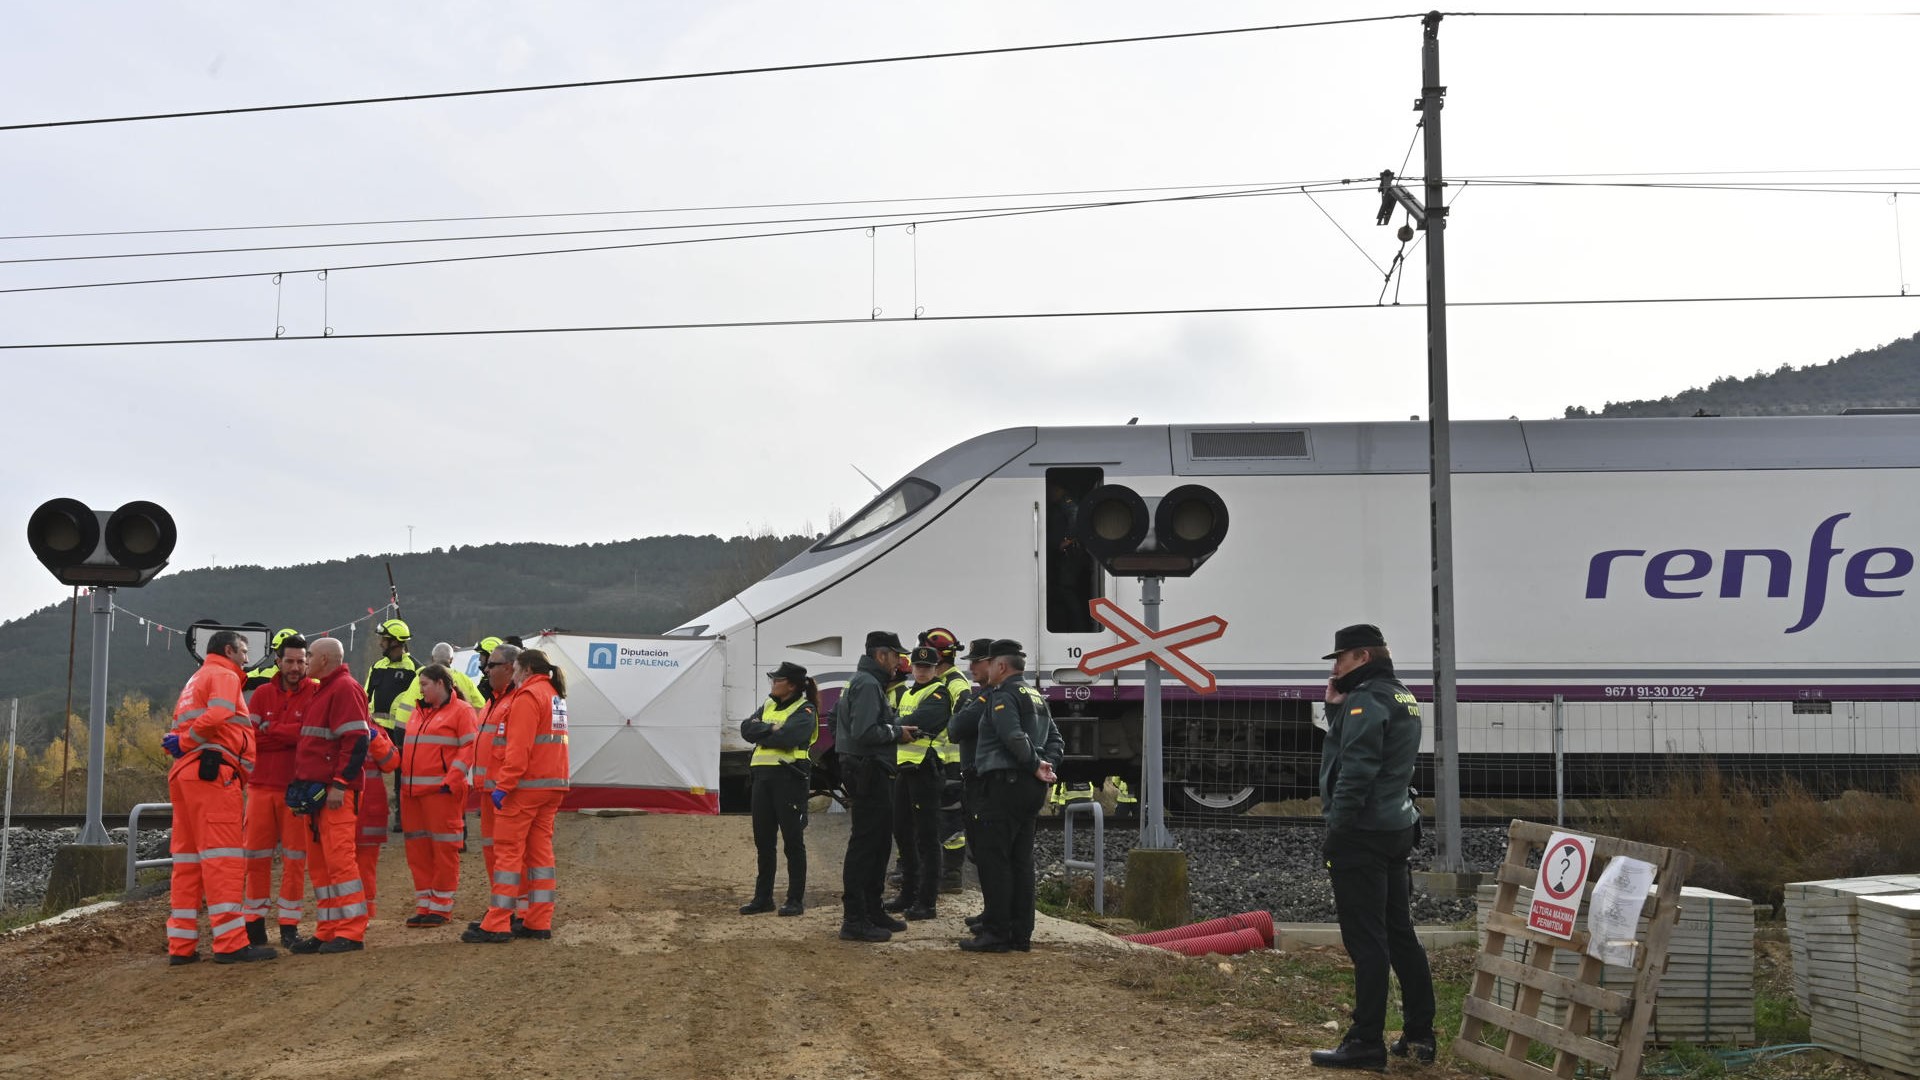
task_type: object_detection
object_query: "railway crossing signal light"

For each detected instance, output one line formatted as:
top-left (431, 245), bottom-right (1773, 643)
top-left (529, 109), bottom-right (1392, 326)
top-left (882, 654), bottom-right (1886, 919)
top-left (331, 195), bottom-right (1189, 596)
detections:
top-left (26, 497), bottom-right (177, 587)
top-left (1074, 483), bottom-right (1229, 578)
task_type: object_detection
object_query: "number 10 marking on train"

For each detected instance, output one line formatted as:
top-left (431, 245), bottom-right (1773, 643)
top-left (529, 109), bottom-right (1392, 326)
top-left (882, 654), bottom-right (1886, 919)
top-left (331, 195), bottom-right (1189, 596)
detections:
top-left (1076, 597), bottom-right (1229, 695)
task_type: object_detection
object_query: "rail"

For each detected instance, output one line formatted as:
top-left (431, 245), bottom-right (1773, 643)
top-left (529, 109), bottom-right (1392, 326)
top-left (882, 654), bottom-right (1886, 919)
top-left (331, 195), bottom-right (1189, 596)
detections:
top-left (1060, 799), bottom-right (1105, 914)
top-left (125, 803), bottom-right (173, 892)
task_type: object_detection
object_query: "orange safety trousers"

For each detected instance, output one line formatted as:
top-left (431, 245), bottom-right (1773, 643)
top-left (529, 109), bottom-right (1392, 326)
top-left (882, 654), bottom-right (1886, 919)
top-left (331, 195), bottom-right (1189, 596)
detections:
top-left (167, 771), bottom-right (248, 958)
top-left (400, 790), bottom-right (464, 917)
top-left (308, 799), bottom-right (369, 942)
top-left (357, 775), bottom-right (389, 918)
top-left (480, 789), bottom-right (564, 933)
top-left (477, 800), bottom-right (526, 917)
top-left (242, 788), bottom-right (308, 927)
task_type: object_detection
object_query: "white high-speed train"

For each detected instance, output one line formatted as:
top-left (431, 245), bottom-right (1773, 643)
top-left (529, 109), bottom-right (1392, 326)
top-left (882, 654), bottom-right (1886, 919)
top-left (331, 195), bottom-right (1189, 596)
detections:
top-left (672, 416), bottom-right (1920, 812)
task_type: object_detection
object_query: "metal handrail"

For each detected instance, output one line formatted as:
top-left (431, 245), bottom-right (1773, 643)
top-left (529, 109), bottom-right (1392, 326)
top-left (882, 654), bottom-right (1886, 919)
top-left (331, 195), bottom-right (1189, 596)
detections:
top-left (125, 803), bottom-right (174, 892)
top-left (1061, 799), bottom-right (1105, 914)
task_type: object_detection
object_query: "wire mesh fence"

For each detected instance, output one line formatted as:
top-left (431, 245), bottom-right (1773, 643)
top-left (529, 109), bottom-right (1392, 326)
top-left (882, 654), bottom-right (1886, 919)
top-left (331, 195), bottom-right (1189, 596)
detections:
top-left (1098, 689), bottom-right (1920, 827)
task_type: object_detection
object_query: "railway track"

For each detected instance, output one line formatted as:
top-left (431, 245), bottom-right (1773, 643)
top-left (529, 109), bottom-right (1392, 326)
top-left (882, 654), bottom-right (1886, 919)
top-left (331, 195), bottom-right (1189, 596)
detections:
top-left (1, 811), bottom-right (171, 832)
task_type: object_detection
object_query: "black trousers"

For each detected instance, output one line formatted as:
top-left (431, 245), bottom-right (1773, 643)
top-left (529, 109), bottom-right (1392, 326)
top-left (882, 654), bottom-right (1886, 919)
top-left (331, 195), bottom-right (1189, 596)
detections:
top-left (939, 763), bottom-right (967, 878)
top-left (1327, 823), bottom-right (1437, 1043)
top-left (890, 755), bottom-right (942, 906)
top-left (971, 769), bottom-right (1047, 944)
top-left (750, 764), bottom-right (808, 904)
top-left (839, 755), bottom-right (894, 925)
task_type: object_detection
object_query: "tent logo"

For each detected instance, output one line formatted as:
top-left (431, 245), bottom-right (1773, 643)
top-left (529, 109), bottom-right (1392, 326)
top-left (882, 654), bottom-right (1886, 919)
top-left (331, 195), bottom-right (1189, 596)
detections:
top-left (587, 642), bottom-right (618, 670)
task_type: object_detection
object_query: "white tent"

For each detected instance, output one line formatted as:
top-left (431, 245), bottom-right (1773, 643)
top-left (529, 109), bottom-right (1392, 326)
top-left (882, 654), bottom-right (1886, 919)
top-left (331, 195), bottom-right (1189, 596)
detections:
top-left (462, 633), bottom-right (723, 814)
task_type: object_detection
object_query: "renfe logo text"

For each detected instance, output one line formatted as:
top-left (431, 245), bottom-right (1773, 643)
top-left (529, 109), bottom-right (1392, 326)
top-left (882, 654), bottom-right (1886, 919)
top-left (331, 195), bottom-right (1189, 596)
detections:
top-left (1585, 512), bottom-right (1913, 633)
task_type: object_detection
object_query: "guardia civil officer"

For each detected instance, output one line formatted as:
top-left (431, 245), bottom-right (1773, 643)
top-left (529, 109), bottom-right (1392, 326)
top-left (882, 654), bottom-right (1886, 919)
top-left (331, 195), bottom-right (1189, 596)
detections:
top-left (957, 639), bottom-right (1056, 953)
top-left (1310, 624), bottom-right (1436, 1070)
top-left (738, 661), bottom-right (818, 917)
top-left (883, 645), bottom-right (951, 919)
top-left (836, 630), bottom-right (917, 942)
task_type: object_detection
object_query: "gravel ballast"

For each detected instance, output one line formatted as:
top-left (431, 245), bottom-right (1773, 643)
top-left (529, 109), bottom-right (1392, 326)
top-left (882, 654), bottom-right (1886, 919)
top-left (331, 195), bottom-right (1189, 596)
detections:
top-left (1, 827), bottom-right (172, 913)
top-left (1036, 821), bottom-right (1511, 924)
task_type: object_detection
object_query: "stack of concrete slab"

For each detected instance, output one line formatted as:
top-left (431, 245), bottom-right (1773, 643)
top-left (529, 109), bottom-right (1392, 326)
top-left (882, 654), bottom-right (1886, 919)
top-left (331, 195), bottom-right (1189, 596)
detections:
top-left (1476, 883), bottom-right (1755, 1045)
top-left (1782, 875), bottom-right (1920, 1059)
top-left (1847, 894), bottom-right (1920, 1075)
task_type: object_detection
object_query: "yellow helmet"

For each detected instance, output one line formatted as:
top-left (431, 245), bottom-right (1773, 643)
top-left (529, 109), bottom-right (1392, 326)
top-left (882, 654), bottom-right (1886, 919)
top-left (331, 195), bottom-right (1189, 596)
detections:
top-left (377, 618), bottom-right (412, 642)
top-left (478, 635), bottom-right (503, 653)
top-left (270, 627), bottom-right (300, 650)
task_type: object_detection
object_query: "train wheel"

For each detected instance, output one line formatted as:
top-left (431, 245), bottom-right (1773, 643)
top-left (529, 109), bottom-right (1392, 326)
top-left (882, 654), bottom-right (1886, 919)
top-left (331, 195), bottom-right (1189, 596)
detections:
top-left (1170, 783), bottom-right (1262, 817)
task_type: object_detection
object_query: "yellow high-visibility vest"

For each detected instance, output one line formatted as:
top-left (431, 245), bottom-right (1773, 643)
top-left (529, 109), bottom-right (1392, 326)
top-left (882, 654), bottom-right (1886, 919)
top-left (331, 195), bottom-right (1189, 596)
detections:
top-left (750, 696), bottom-right (816, 767)
top-left (896, 680), bottom-right (947, 767)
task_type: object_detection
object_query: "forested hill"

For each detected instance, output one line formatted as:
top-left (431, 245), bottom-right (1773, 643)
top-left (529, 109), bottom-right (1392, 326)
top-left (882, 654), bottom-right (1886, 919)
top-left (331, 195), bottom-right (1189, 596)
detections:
top-left (0, 532), bottom-right (813, 753)
top-left (1564, 330), bottom-right (1920, 418)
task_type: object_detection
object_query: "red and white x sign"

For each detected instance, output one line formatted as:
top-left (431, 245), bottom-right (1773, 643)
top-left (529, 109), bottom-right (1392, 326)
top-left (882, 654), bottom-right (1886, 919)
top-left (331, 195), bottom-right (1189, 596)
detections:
top-left (1076, 597), bottom-right (1229, 695)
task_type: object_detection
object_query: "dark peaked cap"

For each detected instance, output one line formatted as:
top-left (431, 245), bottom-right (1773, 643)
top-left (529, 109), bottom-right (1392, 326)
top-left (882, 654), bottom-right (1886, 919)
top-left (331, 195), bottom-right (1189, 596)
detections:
top-left (1321, 623), bottom-right (1387, 660)
top-left (987, 639), bottom-right (1026, 659)
top-left (864, 630), bottom-right (905, 653)
top-left (963, 638), bottom-right (994, 662)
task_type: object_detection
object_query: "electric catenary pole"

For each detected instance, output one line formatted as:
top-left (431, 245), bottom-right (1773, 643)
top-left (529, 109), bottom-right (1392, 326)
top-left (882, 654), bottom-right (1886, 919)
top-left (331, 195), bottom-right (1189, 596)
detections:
top-left (1377, 11), bottom-right (1463, 873)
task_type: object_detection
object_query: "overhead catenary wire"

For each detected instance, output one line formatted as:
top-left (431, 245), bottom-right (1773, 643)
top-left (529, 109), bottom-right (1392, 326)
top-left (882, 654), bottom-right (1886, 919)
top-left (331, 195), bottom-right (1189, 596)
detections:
top-left (0, 14), bottom-right (1424, 134)
top-left (6, 170), bottom-right (1914, 244)
top-left (0, 182), bottom-right (1360, 296)
top-left (2, 290), bottom-right (1912, 351)
top-left (14, 175), bottom-right (1916, 271)
top-left (0, 178), bottom-right (1364, 243)
top-left (0, 185), bottom-right (1364, 267)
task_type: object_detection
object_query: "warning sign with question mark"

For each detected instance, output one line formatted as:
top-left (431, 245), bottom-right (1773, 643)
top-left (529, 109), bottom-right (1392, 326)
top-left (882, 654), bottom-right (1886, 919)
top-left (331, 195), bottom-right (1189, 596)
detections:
top-left (1526, 831), bottom-right (1595, 940)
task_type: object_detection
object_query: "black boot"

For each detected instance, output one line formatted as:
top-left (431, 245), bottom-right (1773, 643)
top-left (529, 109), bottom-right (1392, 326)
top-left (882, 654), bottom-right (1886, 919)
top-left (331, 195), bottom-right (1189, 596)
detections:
top-left (1391, 1032), bottom-right (1438, 1063)
top-left (739, 897), bottom-right (776, 915)
top-left (214, 944), bottom-right (280, 964)
top-left (880, 895), bottom-right (912, 913)
top-left (315, 938), bottom-right (363, 954)
top-left (279, 924), bottom-right (303, 949)
top-left (1310, 1038), bottom-right (1388, 1071)
top-left (904, 904), bottom-right (938, 921)
top-left (245, 920), bottom-right (268, 948)
top-left (869, 912), bottom-right (908, 932)
top-left (839, 922), bottom-right (890, 942)
top-left (778, 900), bottom-right (805, 917)
top-left (958, 931), bottom-right (1011, 953)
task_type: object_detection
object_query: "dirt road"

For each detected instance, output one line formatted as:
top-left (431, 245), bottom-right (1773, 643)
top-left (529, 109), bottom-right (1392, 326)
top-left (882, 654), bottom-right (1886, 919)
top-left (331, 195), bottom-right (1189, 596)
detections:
top-left (0, 812), bottom-right (1384, 1079)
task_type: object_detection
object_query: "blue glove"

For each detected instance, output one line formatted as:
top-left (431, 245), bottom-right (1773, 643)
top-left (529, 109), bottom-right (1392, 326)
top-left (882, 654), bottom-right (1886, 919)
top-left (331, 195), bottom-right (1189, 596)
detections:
top-left (491, 789), bottom-right (507, 810)
top-left (162, 733), bottom-right (183, 758)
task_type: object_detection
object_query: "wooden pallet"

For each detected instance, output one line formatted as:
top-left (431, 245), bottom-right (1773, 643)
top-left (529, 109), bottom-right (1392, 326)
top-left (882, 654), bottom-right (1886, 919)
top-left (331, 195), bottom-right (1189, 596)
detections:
top-left (1455, 820), bottom-right (1693, 1080)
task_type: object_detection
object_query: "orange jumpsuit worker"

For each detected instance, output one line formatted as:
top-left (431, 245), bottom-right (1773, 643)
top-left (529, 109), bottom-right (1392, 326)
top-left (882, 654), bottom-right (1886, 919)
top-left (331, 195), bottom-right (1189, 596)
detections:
top-left (355, 723), bottom-right (399, 918)
top-left (465, 642), bottom-right (523, 932)
top-left (287, 636), bottom-right (375, 954)
top-left (399, 664), bottom-right (478, 926)
top-left (242, 633), bottom-right (317, 950)
top-left (164, 630), bottom-right (277, 966)
top-left (463, 647), bottom-right (569, 944)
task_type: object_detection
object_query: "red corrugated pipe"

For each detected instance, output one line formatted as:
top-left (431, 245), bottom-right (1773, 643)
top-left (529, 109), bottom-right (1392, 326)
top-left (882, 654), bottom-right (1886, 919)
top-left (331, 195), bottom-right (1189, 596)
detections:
top-left (1157, 927), bottom-right (1269, 957)
top-left (1120, 910), bottom-right (1275, 948)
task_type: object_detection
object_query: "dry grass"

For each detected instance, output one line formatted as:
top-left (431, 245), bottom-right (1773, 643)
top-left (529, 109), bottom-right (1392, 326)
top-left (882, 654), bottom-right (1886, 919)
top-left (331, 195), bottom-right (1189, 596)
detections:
top-left (1598, 769), bottom-right (1920, 915)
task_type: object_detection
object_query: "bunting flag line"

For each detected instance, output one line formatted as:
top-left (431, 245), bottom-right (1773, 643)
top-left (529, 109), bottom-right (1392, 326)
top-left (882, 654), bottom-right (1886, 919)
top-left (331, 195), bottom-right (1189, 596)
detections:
top-left (99, 592), bottom-right (398, 652)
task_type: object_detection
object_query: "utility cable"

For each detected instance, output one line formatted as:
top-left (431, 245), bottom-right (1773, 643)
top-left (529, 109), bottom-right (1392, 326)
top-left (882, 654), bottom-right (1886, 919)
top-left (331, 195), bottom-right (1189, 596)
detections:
top-left (0, 177), bottom-right (1361, 242)
top-left (2, 291), bottom-right (1912, 351)
top-left (0, 186), bottom-right (1357, 267)
top-left (1303, 187), bottom-right (1387, 277)
top-left (6, 170), bottom-right (1908, 244)
top-left (0, 14), bottom-right (1423, 134)
top-left (0, 183), bottom-right (1353, 296)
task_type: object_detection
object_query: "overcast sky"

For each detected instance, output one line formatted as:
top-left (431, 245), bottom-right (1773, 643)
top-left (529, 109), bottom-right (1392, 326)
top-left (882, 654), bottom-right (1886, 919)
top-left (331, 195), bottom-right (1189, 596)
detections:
top-left (4, 1), bottom-right (1918, 625)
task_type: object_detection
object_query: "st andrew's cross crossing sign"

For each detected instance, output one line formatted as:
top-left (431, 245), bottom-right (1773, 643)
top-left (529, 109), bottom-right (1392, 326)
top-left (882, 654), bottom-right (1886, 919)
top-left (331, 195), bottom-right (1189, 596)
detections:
top-left (1076, 597), bottom-right (1228, 694)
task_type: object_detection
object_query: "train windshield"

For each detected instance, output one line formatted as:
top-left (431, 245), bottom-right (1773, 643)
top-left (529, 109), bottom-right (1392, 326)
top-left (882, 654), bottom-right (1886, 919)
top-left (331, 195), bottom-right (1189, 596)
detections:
top-left (813, 477), bottom-right (939, 550)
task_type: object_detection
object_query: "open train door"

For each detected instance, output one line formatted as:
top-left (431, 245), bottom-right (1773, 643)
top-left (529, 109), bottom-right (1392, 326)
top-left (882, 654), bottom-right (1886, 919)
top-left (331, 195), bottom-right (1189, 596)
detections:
top-left (531, 632), bottom-right (724, 814)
